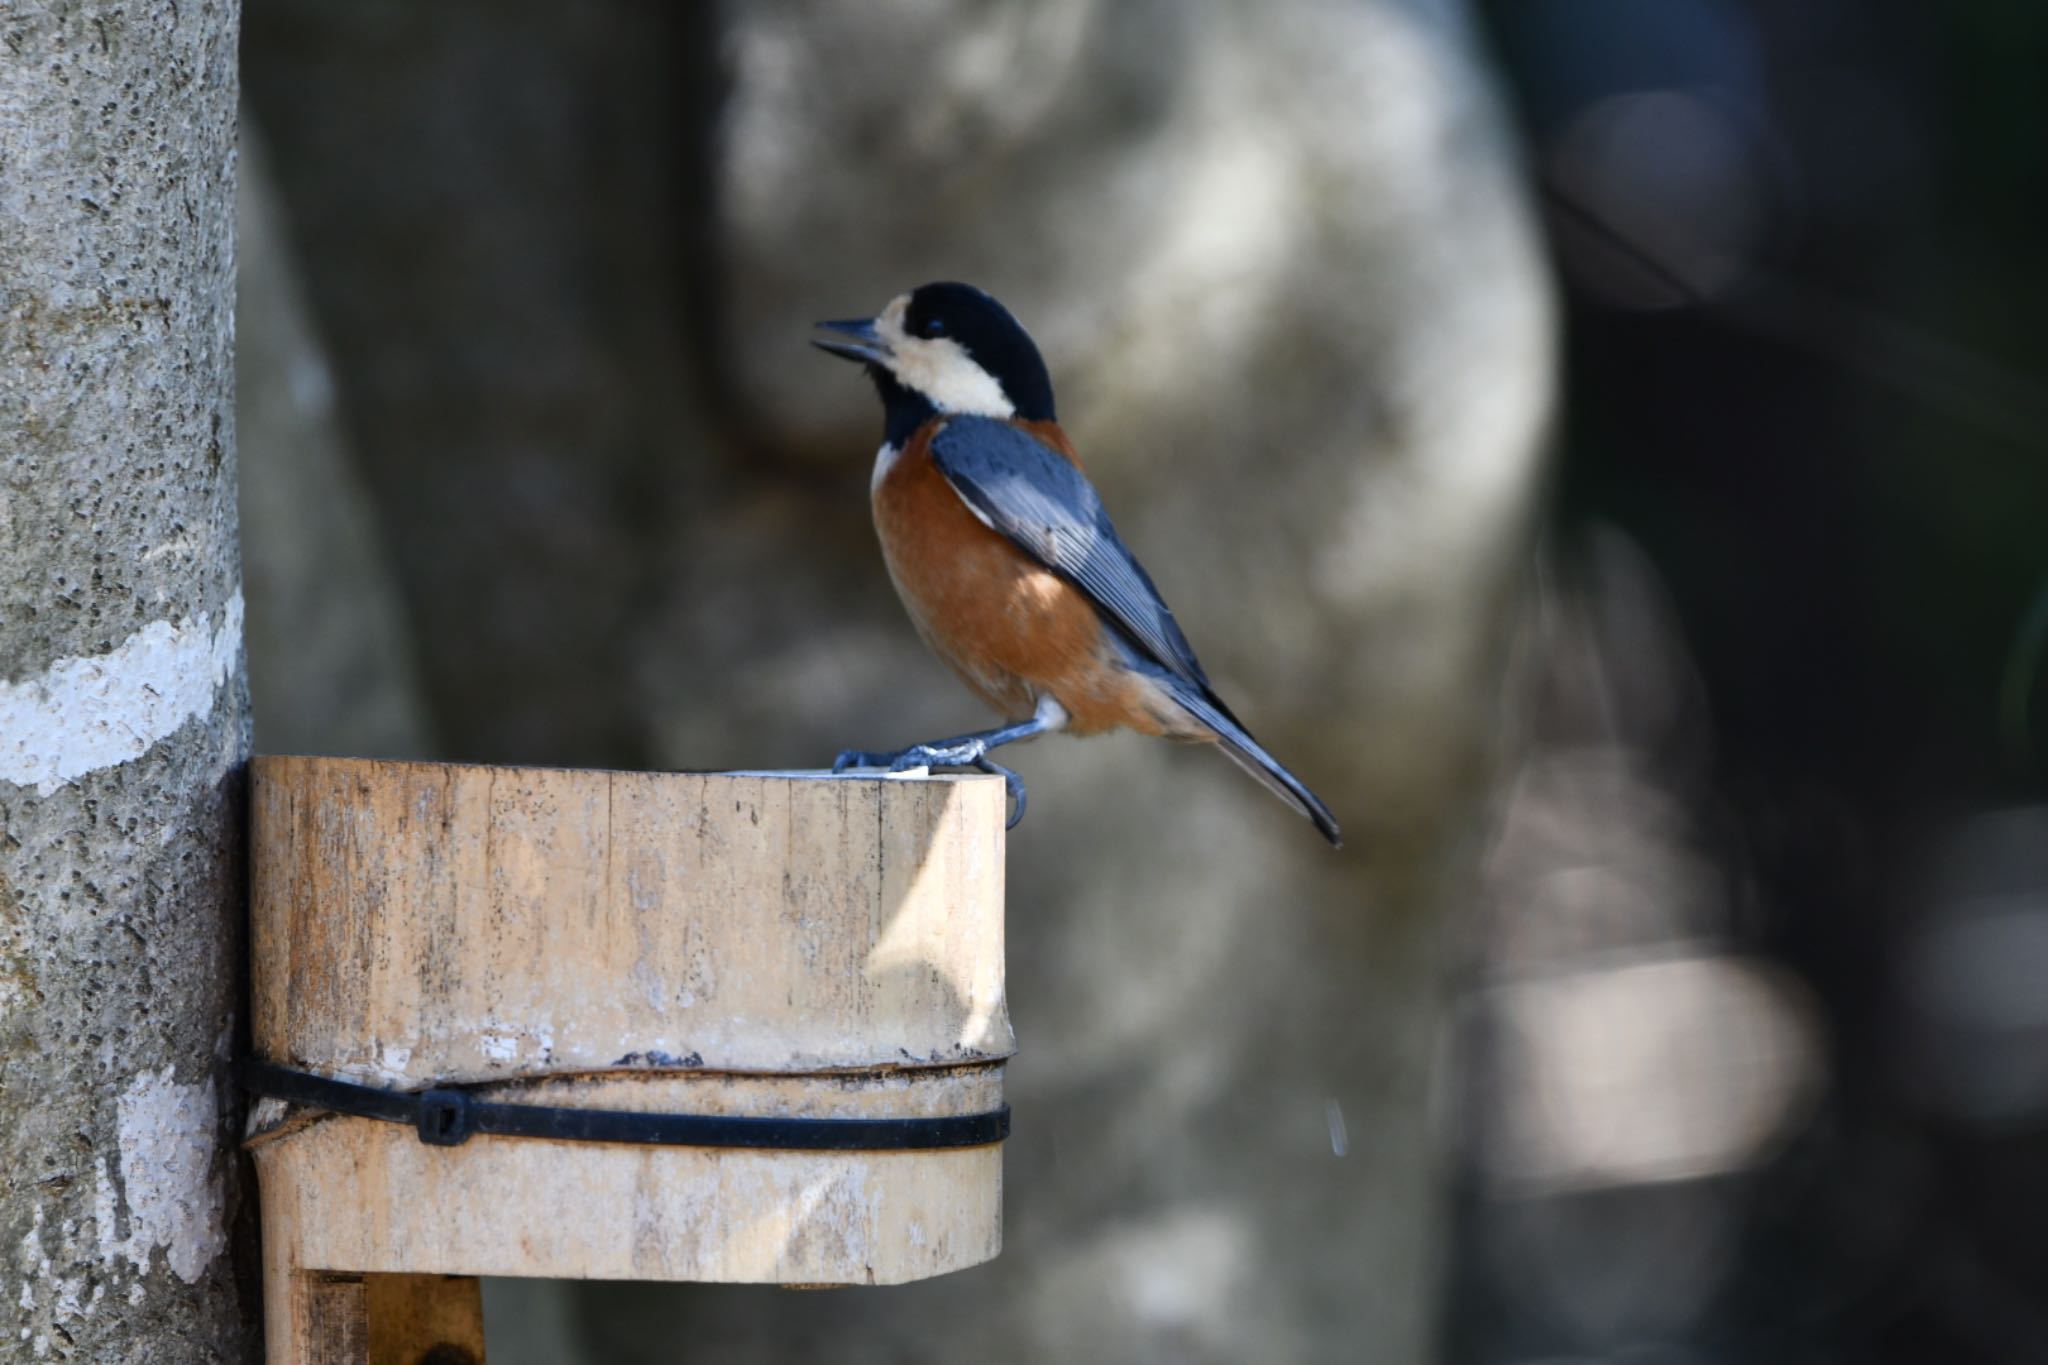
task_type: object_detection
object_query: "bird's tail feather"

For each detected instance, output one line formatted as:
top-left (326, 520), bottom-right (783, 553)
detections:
top-left (1166, 681), bottom-right (1342, 848)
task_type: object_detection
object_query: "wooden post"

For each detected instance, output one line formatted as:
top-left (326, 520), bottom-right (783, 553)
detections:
top-left (245, 757), bottom-right (1009, 1364)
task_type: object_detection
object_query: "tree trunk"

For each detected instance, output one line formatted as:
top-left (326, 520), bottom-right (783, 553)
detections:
top-left (0, 2), bottom-right (255, 1360)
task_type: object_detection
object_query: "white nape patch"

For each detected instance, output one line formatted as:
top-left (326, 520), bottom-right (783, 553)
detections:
top-left (99, 1066), bottom-right (227, 1284)
top-left (871, 441), bottom-right (901, 494)
top-left (0, 589), bottom-right (244, 796)
top-left (874, 294), bottom-right (1015, 418)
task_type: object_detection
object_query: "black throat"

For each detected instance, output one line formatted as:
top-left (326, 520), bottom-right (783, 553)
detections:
top-left (870, 367), bottom-right (940, 449)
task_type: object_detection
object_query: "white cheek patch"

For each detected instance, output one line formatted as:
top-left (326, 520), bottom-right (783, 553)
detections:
top-left (874, 297), bottom-right (1015, 419)
top-left (891, 337), bottom-right (1015, 418)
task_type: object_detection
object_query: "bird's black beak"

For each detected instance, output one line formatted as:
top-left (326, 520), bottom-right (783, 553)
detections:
top-left (811, 317), bottom-right (891, 366)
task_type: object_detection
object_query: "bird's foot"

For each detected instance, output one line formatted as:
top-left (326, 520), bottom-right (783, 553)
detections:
top-left (832, 737), bottom-right (988, 773)
top-left (830, 741), bottom-right (1028, 830)
top-left (890, 738), bottom-right (995, 770)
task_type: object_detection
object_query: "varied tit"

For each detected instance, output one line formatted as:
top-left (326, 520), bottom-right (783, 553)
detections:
top-left (813, 281), bottom-right (1341, 847)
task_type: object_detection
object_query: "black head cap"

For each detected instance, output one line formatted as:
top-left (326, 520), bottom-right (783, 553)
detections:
top-left (902, 282), bottom-right (1056, 422)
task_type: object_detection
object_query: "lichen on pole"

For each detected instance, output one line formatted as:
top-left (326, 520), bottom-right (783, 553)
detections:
top-left (0, 1), bottom-right (255, 1359)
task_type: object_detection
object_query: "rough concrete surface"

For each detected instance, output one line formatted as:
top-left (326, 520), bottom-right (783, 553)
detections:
top-left (1, 1), bottom-right (256, 1359)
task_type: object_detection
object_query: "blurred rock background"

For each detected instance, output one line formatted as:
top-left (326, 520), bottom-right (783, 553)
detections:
top-left (232, 0), bottom-right (2048, 1361)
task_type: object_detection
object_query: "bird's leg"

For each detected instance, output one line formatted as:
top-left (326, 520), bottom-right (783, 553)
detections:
top-left (833, 696), bottom-right (1066, 829)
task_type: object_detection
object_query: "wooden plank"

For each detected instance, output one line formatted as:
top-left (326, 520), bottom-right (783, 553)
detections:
top-left (258, 1269), bottom-right (486, 1365)
top-left (283, 1272), bottom-right (367, 1365)
top-left (365, 1275), bottom-right (486, 1365)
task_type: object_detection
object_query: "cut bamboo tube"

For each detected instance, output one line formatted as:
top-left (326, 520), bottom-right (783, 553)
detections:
top-left (246, 757), bottom-right (1010, 1364)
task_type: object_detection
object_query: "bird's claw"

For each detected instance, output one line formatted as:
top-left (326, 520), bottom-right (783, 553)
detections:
top-left (973, 755), bottom-right (1028, 830)
top-left (830, 742), bottom-right (1028, 830)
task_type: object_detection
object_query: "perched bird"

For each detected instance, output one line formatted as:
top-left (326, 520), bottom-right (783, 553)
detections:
top-left (814, 281), bottom-right (1340, 846)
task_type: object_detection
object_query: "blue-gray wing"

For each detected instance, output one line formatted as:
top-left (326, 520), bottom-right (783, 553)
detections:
top-left (928, 416), bottom-right (1212, 692)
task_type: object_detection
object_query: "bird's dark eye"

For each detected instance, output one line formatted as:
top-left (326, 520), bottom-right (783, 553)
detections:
top-left (918, 316), bottom-right (947, 338)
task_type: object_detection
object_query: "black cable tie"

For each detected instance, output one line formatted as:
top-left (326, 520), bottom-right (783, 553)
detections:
top-left (415, 1088), bottom-right (473, 1146)
top-left (240, 1057), bottom-right (1010, 1151)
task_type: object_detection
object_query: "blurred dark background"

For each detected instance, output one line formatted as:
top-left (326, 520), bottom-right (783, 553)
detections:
top-left (234, 0), bottom-right (2046, 1360)
top-left (1458, 1), bottom-right (2048, 1361)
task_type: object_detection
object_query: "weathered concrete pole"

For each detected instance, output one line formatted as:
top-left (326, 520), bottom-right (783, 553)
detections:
top-left (1, 1), bottom-right (255, 1359)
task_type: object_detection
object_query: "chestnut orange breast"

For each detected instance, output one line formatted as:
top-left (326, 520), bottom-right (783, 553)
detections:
top-left (872, 422), bottom-right (1161, 735)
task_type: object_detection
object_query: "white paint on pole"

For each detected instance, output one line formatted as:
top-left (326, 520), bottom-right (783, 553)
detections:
top-left (97, 1066), bottom-right (227, 1285)
top-left (0, 589), bottom-right (244, 796)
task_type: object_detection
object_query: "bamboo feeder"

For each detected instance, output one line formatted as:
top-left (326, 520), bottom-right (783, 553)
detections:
top-left (245, 756), bottom-right (1011, 1365)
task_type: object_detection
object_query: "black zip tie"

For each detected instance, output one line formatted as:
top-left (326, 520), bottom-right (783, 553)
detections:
top-left (241, 1057), bottom-right (1010, 1151)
